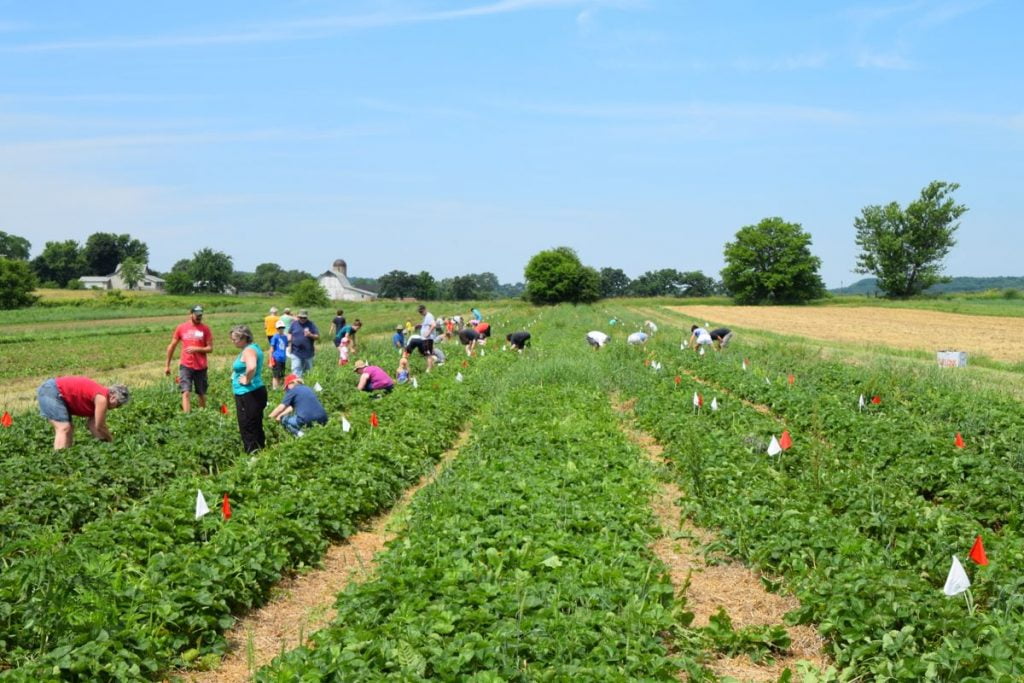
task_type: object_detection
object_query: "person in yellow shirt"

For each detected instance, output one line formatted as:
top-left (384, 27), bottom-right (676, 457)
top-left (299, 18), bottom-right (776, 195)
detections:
top-left (263, 307), bottom-right (280, 344)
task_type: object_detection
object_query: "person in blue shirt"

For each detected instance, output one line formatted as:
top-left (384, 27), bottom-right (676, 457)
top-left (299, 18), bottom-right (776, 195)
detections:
top-left (288, 310), bottom-right (320, 377)
top-left (269, 374), bottom-right (328, 437)
top-left (392, 325), bottom-right (405, 351)
top-left (471, 307), bottom-right (483, 322)
top-left (269, 320), bottom-right (289, 389)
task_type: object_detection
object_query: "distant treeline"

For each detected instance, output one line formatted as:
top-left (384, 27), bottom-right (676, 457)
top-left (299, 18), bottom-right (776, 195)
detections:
top-left (833, 276), bottom-right (1024, 296)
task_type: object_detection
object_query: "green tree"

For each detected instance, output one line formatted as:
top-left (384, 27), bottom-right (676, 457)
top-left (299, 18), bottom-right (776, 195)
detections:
top-left (290, 278), bottom-right (330, 308)
top-left (721, 218), bottom-right (825, 305)
top-left (164, 271), bottom-right (194, 295)
top-left (523, 246), bottom-right (600, 305)
top-left (677, 270), bottom-right (718, 297)
top-left (0, 258), bottom-right (38, 308)
top-left (170, 258), bottom-right (192, 273)
top-left (450, 274), bottom-right (480, 300)
top-left (83, 232), bottom-right (149, 275)
top-left (31, 240), bottom-right (86, 287)
top-left (599, 267), bottom-right (631, 298)
top-left (189, 248), bottom-right (233, 293)
top-left (472, 272), bottom-right (500, 299)
top-left (854, 181), bottom-right (968, 298)
top-left (253, 262), bottom-right (286, 292)
top-left (119, 258), bottom-right (145, 290)
top-left (412, 271), bottom-right (438, 300)
top-left (377, 270), bottom-right (418, 298)
top-left (0, 231), bottom-right (31, 260)
top-left (630, 268), bottom-right (717, 297)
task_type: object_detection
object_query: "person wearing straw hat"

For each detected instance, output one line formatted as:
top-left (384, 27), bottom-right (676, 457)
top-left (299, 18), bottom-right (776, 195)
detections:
top-left (353, 360), bottom-right (395, 395)
top-left (269, 374), bottom-right (327, 437)
top-left (36, 376), bottom-right (130, 449)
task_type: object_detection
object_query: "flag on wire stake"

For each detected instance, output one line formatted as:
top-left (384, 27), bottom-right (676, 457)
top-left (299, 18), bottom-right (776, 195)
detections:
top-left (370, 412), bottom-right (379, 428)
top-left (480, 349), bottom-right (485, 356)
top-left (341, 416), bottom-right (351, 433)
top-left (742, 358), bottom-right (748, 371)
top-left (787, 374), bottom-right (795, 385)
top-left (871, 395), bottom-right (882, 405)
top-left (765, 377), bottom-right (771, 385)
top-left (0, 411), bottom-right (11, 428)
top-left (412, 377), bottom-right (419, 389)
top-left (858, 394), bottom-right (865, 411)
top-left (767, 435), bottom-right (782, 456)
top-left (779, 430), bottom-right (793, 450)
top-left (195, 490), bottom-right (210, 519)
top-left (674, 375), bottom-right (682, 386)
top-left (219, 403), bottom-right (229, 415)
top-left (969, 535), bottom-right (989, 566)
top-left (502, 345), bottom-right (507, 352)
top-left (693, 391), bottom-right (702, 410)
top-left (711, 397), bottom-right (719, 411)
top-left (954, 432), bottom-right (965, 449)
top-left (943, 555), bottom-right (971, 596)
top-left (456, 372), bottom-right (464, 382)
top-left (314, 382), bottom-right (323, 393)
top-left (699, 346), bottom-right (705, 356)
top-left (221, 493), bottom-right (232, 520)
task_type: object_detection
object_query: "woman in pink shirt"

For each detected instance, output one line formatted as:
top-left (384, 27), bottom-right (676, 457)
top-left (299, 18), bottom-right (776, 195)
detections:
top-left (353, 360), bottom-right (395, 395)
top-left (36, 376), bottom-right (131, 449)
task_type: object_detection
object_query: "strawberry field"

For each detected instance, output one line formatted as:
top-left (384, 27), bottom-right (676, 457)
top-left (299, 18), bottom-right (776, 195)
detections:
top-left (1, 301), bottom-right (1022, 680)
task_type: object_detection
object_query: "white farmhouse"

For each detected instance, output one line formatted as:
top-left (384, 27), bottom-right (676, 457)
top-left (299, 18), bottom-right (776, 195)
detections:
top-left (317, 259), bottom-right (377, 301)
top-left (80, 263), bottom-right (165, 291)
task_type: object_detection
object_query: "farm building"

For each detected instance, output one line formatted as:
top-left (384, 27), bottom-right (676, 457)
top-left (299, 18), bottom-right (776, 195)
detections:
top-left (80, 263), bottom-right (165, 291)
top-left (317, 259), bottom-right (377, 301)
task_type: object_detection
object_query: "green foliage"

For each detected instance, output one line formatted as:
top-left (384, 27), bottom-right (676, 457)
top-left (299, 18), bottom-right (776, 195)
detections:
top-left (599, 267), bottom-right (631, 297)
top-left (289, 278), bottom-right (330, 308)
top-left (118, 257), bottom-right (145, 290)
top-left (721, 217), bottom-right (825, 304)
top-left (377, 269), bottom-right (418, 298)
top-left (163, 270), bottom-right (195, 295)
top-left (30, 240), bottom-right (86, 287)
top-left (630, 268), bottom-right (717, 297)
top-left (701, 608), bottom-right (791, 663)
top-left (854, 181), bottom-right (968, 298)
top-left (248, 263), bottom-right (314, 293)
top-left (0, 258), bottom-right (39, 309)
top-left (82, 232), bottom-right (149, 276)
top-left (189, 248), bottom-right (234, 293)
top-left (0, 230), bottom-right (31, 260)
top-left (523, 246), bottom-right (600, 305)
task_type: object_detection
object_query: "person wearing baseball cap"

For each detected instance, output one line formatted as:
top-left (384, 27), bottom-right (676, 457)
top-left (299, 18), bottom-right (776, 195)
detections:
top-left (269, 319), bottom-right (289, 389)
top-left (287, 309), bottom-right (320, 378)
top-left (353, 359), bottom-right (395, 395)
top-left (269, 373), bottom-right (327, 437)
top-left (164, 304), bottom-right (213, 412)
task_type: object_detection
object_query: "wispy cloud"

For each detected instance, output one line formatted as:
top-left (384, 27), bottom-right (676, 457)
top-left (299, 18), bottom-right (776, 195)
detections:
top-left (856, 50), bottom-right (914, 69)
top-left (2, 0), bottom-right (610, 52)
top-left (732, 52), bottom-right (830, 72)
top-left (506, 100), bottom-right (858, 126)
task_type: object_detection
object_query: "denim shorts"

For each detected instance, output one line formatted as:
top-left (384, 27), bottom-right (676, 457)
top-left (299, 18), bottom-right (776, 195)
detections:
top-left (37, 378), bottom-right (70, 422)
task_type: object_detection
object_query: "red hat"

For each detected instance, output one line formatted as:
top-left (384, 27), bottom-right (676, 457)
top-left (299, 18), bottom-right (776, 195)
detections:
top-left (284, 374), bottom-right (300, 386)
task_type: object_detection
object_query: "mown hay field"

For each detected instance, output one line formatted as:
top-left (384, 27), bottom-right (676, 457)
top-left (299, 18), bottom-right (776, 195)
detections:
top-left (669, 305), bottom-right (1024, 364)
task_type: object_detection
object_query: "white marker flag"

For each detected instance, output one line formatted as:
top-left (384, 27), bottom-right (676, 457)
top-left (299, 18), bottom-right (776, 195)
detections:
top-left (314, 382), bottom-right (323, 393)
top-left (456, 372), bottom-right (464, 382)
top-left (765, 377), bottom-right (771, 385)
top-left (195, 490), bottom-right (210, 519)
top-left (699, 347), bottom-right (705, 356)
top-left (711, 397), bottom-right (719, 411)
top-left (742, 359), bottom-right (748, 371)
top-left (693, 391), bottom-right (701, 408)
top-left (943, 555), bottom-right (971, 596)
top-left (680, 343), bottom-right (686, 351)
top-left (502, 345), bottom-right (507, 351)
top-left (412, 377), bottom-right (419, 389)
top-left (858, 394), bottom-right (865, 410)
top-left (480, 349), bottom-right (485, 356)
top-left (767, 436), bottom-right (782, 456)
top-left (341, 416), bottom-right (351, 433)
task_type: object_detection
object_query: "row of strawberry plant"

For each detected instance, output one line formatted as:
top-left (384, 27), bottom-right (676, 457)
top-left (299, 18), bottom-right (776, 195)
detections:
top-left (603, 326), bottom-right (1024, 679)
top-left (257, 349), bottom-right (706, 681)
top-left (0, 347), bottom-right (508, 681)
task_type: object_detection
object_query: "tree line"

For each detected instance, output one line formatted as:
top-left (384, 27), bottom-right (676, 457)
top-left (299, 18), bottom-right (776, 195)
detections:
top-left (0, 180), bottom-right (967, 309)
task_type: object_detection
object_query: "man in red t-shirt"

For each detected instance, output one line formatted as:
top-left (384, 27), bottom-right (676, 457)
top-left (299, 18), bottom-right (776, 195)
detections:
top-left (164, 305), bottom-right (214, 412)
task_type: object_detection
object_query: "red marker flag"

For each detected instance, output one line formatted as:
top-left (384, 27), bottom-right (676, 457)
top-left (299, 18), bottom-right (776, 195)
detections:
top-left (462, 359), bottom-right (469, 368)
top-left (969, 535), bottom-right (988, 566)
top-left (220, 403), bottom-right (229, 415)
top-left (644, 359), bottom-right (651, 367)
top-left (787, 374), bottom-right (795, 385)
top-left (871, 395), bottom-right (882, 405)
top-left (370, 412), bottom-right (379, 428)
top-left (1, 411), bottom-right (11, 428)
top-left (954, 432), bottom-right (965, 449)
top-left (674, 375), bottom-right (681, 385)
top-left (221, 493), bottom-right (232, 520)
top-left (779, 430), bottom-right (793, 450)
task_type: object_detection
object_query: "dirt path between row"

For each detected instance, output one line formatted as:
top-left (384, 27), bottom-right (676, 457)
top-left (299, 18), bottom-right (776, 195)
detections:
top-left (668, 304), bottom-right (1024, 363)
top-left (181, 428), bottom-right (472, 683)
top-left (613, 400), bottom-right (830, 681)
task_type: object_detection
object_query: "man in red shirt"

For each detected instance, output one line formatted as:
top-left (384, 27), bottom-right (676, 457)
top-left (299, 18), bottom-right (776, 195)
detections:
top-left (164, 305), bottom-right (214, 412)
top-left (36, 376), bottom-right (130, 449)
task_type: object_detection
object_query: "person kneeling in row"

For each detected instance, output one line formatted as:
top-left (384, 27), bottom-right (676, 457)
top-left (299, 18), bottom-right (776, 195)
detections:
top-left (269, 374), bottom-right (327, 437)
top-left (354, 359), bottom-right (395, 395)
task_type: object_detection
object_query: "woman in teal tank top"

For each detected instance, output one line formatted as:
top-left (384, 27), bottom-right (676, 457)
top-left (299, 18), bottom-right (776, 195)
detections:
top-left (229, 324), bottom-right (267, 453)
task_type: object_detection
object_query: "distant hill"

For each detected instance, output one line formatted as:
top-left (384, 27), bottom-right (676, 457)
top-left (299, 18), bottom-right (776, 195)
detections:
top-left (831, 276), bottom-right (1024, 296)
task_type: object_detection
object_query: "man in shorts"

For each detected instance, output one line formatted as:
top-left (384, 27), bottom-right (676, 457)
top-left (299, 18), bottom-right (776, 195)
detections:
top-left (404, 334), bottom-right (436, 372)
top-left (37, 376), bottom-right (130, 449)
top-left (506, 331), bottom-right (531, 351)
top-left (688, 324), bottom-right (713, 352)
top-left (709, 327), bottom-right (733, 350)
top-left (458, 326), bottom-right (481, 356)
top-left (165, 305), bottom-right (213, 412)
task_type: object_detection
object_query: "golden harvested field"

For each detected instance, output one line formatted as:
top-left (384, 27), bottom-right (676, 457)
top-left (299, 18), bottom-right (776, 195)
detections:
top-left (668, 305), bottom-right (1024, 363)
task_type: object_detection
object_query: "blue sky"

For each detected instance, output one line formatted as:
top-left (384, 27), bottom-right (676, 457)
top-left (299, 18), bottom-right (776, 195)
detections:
top-left (1, 0), bottom-right (1021, 287)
